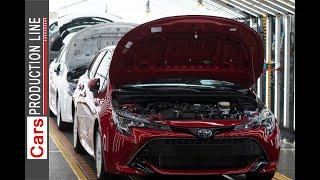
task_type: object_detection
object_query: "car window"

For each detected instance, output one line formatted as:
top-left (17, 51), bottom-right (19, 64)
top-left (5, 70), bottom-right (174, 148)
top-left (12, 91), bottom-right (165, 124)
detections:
top-left (49, 22), bottom-right (58, 35)
top-left (94, 50), bottom-right (112, 91)
top-left (56, 46), bottom-right (67, 63)
top-left (87, 52), bottom-right (100, 73)
top-left (88, 51), bottom-right (107, 79)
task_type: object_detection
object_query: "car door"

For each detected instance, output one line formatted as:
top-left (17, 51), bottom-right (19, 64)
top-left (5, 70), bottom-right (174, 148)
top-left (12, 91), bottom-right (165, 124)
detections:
top-left (86, 50), bottom-right (113, 152)
top-left (49, 46), bottom-right (66, 114)
top-left (76, 50), bottom-right (107, 155)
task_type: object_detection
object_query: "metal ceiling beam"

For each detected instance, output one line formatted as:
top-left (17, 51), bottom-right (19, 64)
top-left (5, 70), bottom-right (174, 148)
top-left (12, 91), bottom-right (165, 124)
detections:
top-left (218, 0), bottom-right (262, 17)
top-left (204, 1), bottom-right (243, 19)
top-left (283, 14), bottom-right (291, 128)
top-left (276, 0), bottom-right (295, 8)
top-left (205, 1), bottom-right (244, 19)
top-left (208, 3), bottom-right (243, 19)
top-left (267, 0), bottom-right (295, 14)
top-left (207, 0), bottom-right (248, 19)
top-left (249, 18), bottom-right (254, 27)
top-left (204, 4), bottom-right (239, 19)
top-left (175, 0), bottom-right (237, 19)
top-left (251, 0), bottom-right (289, 15)
top-left (256, 17), bottom-right (263, 99)
top-left (274, 15), bottom-right (281, 121)
top-left (236, 0), bottom-right (278, 16)
top-left (265, 16), bottom-right (272, 108)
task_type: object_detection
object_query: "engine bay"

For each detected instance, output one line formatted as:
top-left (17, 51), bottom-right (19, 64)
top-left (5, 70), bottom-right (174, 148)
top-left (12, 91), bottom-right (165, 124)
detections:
top-left (118, 100), bottom-right (258, 121)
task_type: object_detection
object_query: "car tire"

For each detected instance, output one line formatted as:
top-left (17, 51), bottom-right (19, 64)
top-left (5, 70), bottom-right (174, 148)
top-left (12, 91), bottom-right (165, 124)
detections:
top-left (56, 95), bottom-right (67, 131)
top-left (246, 171), bottom-right (275, 180)
top-left (95, 129), bottom-right (114, 180)
top-left (73, 112), bottom-right (85, 154)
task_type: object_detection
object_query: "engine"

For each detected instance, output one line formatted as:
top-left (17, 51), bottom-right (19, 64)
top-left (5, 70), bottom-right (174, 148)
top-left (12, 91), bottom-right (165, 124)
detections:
top-left (120, 101), bottom-right (255, 121)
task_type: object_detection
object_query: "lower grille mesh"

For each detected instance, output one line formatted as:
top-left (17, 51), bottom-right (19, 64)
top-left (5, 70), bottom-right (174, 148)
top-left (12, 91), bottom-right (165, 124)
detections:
top-left (130, 138), bottom-right (267, 170)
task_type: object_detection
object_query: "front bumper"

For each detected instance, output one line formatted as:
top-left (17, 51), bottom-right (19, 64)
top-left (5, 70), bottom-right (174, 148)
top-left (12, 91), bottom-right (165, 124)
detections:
top-left (103, 123), bottom-right (280, 175)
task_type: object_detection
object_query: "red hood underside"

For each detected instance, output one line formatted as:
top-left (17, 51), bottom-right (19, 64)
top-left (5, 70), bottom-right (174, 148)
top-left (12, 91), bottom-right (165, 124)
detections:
top-left (110, 15), bottom-right (264, 88)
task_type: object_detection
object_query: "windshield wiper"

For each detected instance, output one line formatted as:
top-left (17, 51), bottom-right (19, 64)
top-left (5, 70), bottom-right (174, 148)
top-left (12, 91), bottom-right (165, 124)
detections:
top-left (118, 86), bottom-right (202, 92)
top-left (208, 86), bottom-right (247, 95)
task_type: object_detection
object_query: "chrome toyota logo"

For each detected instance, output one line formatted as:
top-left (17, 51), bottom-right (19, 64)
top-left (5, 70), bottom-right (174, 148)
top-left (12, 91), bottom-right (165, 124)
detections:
top-left (197, 129), bottom-right (213, 139)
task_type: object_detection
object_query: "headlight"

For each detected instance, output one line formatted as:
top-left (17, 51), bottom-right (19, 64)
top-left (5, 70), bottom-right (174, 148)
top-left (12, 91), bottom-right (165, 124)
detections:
top-left (112, 110), bottom-right (172, 135)
top-left (235, 107), bottom-right (276, 135)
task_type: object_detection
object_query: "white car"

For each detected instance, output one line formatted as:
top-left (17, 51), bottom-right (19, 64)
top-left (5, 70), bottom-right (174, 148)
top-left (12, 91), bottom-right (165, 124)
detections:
top-left (49, 33), bottom-right (76, 115)
top-left (49, 22), bottom-right (137, 130)
top-left (49, 33), bottom-right (76, 126)
top-left (49, 13), bottom-right (117, 62)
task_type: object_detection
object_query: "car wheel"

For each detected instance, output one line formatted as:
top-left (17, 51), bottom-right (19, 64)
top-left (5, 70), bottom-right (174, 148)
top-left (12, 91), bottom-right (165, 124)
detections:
top-left (95, 129), bottom-right (114, 180)
top-left (73, 112), bottom-right (85, 154)
top-left (246, 171), bottom-right (275, 180)
top-left (56, 96), bottom-right (67, 131)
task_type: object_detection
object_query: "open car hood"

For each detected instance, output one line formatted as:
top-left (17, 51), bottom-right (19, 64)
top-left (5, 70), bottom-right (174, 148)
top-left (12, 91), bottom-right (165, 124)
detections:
top-left (65, 22), bottom-right (137, 68)
top-left (56, 12), bottom-right (121, 35)
top-left (109, 15), bottom-right (264, 88)
top-left (58, 16), bottom-right (113, 38)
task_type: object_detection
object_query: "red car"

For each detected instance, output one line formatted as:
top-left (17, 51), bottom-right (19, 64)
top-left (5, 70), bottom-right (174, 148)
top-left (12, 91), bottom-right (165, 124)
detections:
top-left (73, 15), bottom-right (280, 180)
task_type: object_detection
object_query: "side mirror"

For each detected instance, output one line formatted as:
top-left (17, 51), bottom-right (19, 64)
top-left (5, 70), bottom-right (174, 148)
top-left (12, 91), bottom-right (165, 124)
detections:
top-left (88, 78), bottom-right (100, 97)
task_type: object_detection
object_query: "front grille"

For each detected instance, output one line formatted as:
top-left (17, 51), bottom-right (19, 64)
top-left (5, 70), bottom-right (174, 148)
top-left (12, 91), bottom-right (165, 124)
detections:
top-left (130, 138), bottom-right (268, 170)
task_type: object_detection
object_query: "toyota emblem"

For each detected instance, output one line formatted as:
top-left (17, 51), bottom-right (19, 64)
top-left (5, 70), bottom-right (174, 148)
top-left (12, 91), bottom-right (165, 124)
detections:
top-left (197, 129), bottom-right (213, 139)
